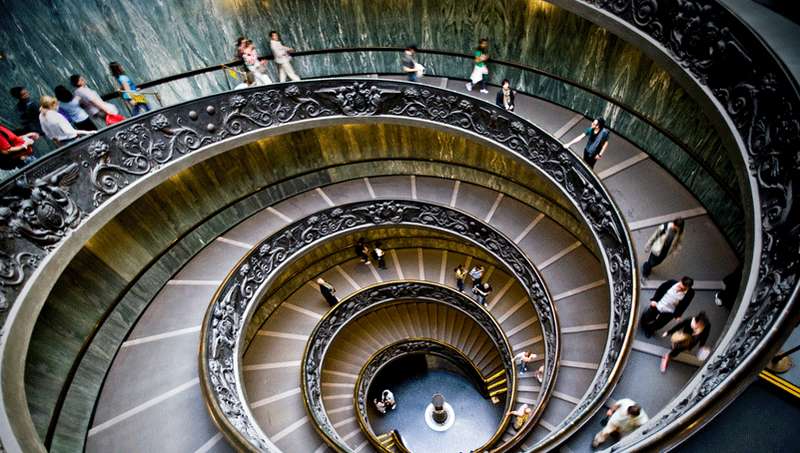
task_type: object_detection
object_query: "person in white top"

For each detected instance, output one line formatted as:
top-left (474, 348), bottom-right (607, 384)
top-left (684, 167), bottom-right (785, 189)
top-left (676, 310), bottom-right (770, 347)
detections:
top-left (70, 74), bottom-right (119, 119)
top-left (38, 96), bottom-right (94, 147)
top-left (241, 39), bottom-right (273, 85)
top-left (270, 31), bottom-right (301, 82)
top-left (513, 351), bottom-right (537, 374)
top-left (639, 276), bottom-right (695, 338)
top-left (592, 398), bottom-right (649, 448)
top-left (234, 72), bottom-right (257, 90)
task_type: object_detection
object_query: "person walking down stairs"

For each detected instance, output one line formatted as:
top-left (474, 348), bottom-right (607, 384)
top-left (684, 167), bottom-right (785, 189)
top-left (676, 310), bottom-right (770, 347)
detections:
top-left (317, 278), bottom-right (338, 307)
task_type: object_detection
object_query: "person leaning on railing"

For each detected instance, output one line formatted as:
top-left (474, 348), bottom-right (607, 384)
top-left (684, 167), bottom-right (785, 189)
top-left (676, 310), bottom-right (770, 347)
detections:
top-left (270, 31), bottom-right (301, 82)
top-left (109, 61), bottom-right (151, 116)
top-left (54, 85), bottom-right (97, 132)
top-left (38, 96), bottom-right (95, 147)
top-left (0, 123), bottom-right (39, 170)
top-left (70, 74), bottom-right (122, 126)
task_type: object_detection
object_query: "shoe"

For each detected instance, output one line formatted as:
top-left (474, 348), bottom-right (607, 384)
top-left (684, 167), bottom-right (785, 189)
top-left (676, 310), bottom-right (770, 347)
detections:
top-left (480, 88), bottom-right (489, 94)
top-left (465, 82), bottom-right (473, 91)
top-left (660, 353), bottom-right (670, 373)
top-left (714, 292), bottom-right (723, 307)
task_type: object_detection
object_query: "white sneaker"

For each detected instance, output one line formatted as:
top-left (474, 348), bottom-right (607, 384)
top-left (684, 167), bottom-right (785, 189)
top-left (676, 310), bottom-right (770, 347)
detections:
top-left (480, 88), bottom-right (489, 94)
top-left (714, 292), bottom-right (723, 307)
top-left (465, 82), bottom-right (473, 91)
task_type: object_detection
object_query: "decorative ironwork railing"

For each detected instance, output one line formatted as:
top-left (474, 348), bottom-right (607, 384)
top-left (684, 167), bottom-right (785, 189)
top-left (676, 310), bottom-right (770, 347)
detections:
top-left (353, 338), bottom-right (505, 453)
top-left (302, 282), bottom-right (516, 452)
top-left (536, 1), bottom-right (800, 451)
top-left (200, 200), bottom-right (558, 451)
top-left (0, 79), bottom-right (635, 453)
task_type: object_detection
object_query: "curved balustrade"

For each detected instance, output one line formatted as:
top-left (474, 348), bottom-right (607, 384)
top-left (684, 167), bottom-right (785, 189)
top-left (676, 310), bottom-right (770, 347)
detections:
top-left (0, 79), bottom-right (635, 453)
top-left (353, 338), bottom-right (505, 452)
top-left (303, 281), bottom-right (517, 452)
top-left (537, 1), bottom-right (800, 451)
top-left (200, 200), bottom-right (558, 451)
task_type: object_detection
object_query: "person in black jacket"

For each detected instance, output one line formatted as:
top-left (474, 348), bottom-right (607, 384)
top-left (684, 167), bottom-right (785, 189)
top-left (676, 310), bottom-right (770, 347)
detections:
top-left (495, 79), bottom-right (515, 111)
top-left (317, 278), bottom-right (338, 306)
top-left (661, 312), bottom-right (711, 372)
top-left (639, 276), bottom-right (694, 337)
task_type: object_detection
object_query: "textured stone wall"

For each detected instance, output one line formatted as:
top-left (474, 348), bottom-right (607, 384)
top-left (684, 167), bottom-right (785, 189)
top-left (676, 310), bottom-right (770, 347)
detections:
top-left (0, 0), bottom-right (742, 247)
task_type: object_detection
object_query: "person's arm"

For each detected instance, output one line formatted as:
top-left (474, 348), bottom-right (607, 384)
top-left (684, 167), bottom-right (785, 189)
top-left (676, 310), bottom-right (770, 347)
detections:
top-left (119, 77), bottom-right (132, 93)
top-left (666, 318), bottom-right (689, 336)
top-left (644, 226), bottom-right (662, 253)
top-left (606, 402), bottom-right (621, 416)
top-left (563, 132), bottom-right (585, 148)
top-left (673, 289), bottom-right (694, 319)
top-left (89, 96), bottom-right (114, 115)
top-left (696, 324), bottom-right (711, 348)
top-left (597, 137), bottom-right (609, 159)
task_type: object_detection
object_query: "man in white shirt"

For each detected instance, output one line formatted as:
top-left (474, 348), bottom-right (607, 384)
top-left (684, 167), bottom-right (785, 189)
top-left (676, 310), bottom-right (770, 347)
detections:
top-left (592, 398), bottom-right (649, 448)
top-left (639, 276), bottom-right (695, 337)
top-left (513, 351), bottom-right (537, 374)
top-left (270, 31), bottom-right (301, 82)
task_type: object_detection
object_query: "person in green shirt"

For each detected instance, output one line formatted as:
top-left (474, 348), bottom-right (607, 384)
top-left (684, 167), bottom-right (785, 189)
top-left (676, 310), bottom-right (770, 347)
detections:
top-left (466, 38), bottom-right (490, 93)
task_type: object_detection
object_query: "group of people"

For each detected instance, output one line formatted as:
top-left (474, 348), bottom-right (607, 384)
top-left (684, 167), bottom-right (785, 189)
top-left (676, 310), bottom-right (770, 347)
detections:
top-left (355, 238), bottom-right (387, 269)
top-left (373, 389), bottom-right (396, 414)
top-left (453, 264), bottom-right (493, 306)
top-left (3, 62), bottom-right (150, 168)
top-left (235, 31), bottom-right (302, 88)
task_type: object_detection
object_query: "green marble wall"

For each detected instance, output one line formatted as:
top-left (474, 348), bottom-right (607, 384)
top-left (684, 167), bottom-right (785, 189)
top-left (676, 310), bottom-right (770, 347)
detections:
top-left (32, 123), bottom-right (594, 451)
top-left (0, 0), bottom-right (743, 247)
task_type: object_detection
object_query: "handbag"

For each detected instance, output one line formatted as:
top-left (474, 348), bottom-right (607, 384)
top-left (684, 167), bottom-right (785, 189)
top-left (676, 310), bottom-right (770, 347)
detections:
top-left (130, 92), bottom-right (148, 105)
top-left (105, 113), bottom-right (125, 125)
top-left (670, 330), bottom-right (692, 349)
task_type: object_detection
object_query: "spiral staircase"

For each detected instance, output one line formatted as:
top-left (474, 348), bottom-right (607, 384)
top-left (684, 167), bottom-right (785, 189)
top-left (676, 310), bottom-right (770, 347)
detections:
top-left (69, 84), bottom-right (733, 453)
top-left (2, 2), bottom-right (798, 453)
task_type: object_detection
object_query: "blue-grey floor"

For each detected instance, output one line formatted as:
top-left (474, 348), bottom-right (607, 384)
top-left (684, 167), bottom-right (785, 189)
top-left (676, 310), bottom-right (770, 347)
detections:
top-left (368, 367), bottom-right (503, 453)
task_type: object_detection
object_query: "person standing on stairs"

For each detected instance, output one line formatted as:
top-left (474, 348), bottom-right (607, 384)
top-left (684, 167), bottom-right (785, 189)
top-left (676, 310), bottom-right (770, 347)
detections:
top-left (661, 312), bottom-right (711, 372)
top-left (270, 31), bottom-right (301, 82)
top-left (642, 218), bottom-right (685, 279)
top-left (465, 38), bottom-right (490, 93)
top-left (317, 278), bottom-right (338, 306)
top-left (372, 242), bottom-right (387, 269)
top-left (469, 264), bottom-right (485, 288)
top-left (495, 79), bottom-right (515, 111)
top-left (639, 276), bottom-right (695, 338)
top-left (592, 398), bottom-right (649, 448)
top-left (355, 238), bottom-right (371, 264)
top-left (474, 281), bottom-right (492, 306)
top-left (514, 351), bottom-right (537, 375)
top-left (563, 117), bottom-right (610, 170)
top-left (454, 264), bottom-right (467, 292)
top-left (508, 404), bottom-right (532, 431)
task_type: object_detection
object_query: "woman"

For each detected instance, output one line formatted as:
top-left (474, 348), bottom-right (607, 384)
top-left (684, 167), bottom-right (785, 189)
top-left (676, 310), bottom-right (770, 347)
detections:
top-left (661, 312), bottom-right (711, 372)
top-left (54, 85), bottom-right (97, 131)
top-left (454, 264), bottom-right (467, 292)
top-left (495, 79), bottom-right (515, 111)
top-left (465, 38), bottom-right (489, 93)
top-left (508, 404), bottom-right (532, 431)
top-left (109, 61), bottom-right (150, 116)
top-left (70, 74), bottom-right (120, 123)
top-left (38, 96), bottom-right (94, 146)
top-left (241, 39), bottom-right (273, 86)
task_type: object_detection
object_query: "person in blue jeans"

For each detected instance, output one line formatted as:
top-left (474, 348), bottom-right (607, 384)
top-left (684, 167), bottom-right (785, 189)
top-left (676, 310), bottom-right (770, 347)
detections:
top-left (563, 117), bottom-right (610, 170)
top-left (109, 61), bottom-right (151, 116)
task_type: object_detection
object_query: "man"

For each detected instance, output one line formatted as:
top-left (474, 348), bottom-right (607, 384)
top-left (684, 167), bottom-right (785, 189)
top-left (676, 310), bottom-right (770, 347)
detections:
top-left (514, 350), bottom-right (537, 375)
top-left (371, 242), bottom-right (387, 269)
top-left (639, 276), bottom-right (695, 337)
top-left (9, 86), bottom-right (42, 134)
top-left (642, 218), bottom-right (684, 279)
top-left (270, 31), bottom-right (301, 82)
top-left (469, 264), bottom-right (485, 289)
top-left (317, 278), bottom-right (338, 306)
top-left (563, 117), bottom-right (610, 170)
top-left (401, 45), bottom-right (423, 81)
top-left (0, 124), bottom-right (38, 170)
top-left (592, 398), bottom-right (648, 448)
top-left (473, 281), bottom-right (492, 306)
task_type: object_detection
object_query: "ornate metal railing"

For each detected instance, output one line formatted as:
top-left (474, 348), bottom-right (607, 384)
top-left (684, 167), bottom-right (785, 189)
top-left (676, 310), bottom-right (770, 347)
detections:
top-left (536, 1), bottom-right (800, 451)
top-left (0, 79), bottom-right (635, 453)
top-left (353, 338), bottom-right (504, 453)
top-left (302, 281), bottom-right (516, 452)
top-left (200, 200), bottom-right (558, 451)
